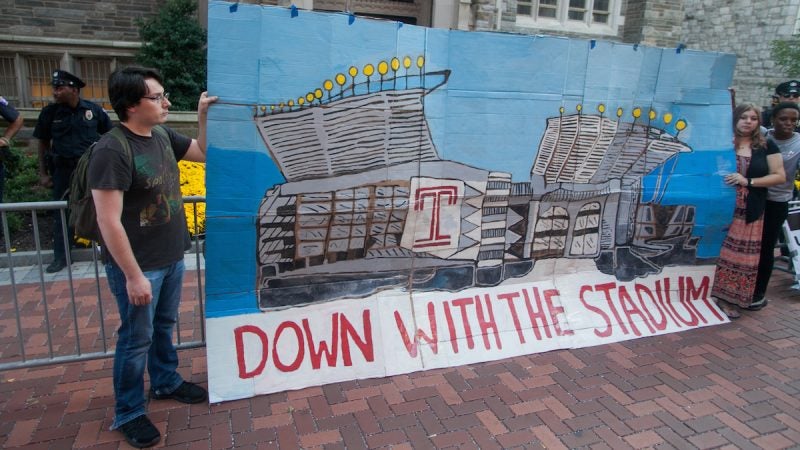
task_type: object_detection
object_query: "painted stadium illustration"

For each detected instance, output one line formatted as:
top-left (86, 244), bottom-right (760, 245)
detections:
top-left (254, 57), bottom-right (697, 308)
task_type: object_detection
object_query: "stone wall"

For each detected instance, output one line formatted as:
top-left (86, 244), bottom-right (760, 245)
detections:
top-left (471, 0), bottom-right (497, 31)
top-left (1, 1), bottom-right (161, 41)
top-left (682, 0), bottom-right (800, 106)
top-left (464, 0), bottom-right (800, 107)
top-left (468, 0), bottom-right (688, 45)
top-left (622, 0), bottom-right (683, 47)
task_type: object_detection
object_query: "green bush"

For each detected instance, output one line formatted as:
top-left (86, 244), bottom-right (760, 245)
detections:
top-left (771, 37), bottom-right (800, 77)
top-left (3, 145), bottom-right (50, 233)
top-left (136, 0), bottom-right (207, 111)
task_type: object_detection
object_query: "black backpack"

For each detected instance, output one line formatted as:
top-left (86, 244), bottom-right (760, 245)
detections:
top-left (68, 126), bottom-right (168, 241)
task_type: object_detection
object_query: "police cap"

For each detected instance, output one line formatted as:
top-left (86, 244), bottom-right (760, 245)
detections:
top-left (51, 70), bottom-right (85, 89)
top-left (776, 80), bottom-right (800, 96)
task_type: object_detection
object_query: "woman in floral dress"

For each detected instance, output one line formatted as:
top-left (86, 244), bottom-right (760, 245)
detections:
top-left (712, 103), bottom-right (785, 319)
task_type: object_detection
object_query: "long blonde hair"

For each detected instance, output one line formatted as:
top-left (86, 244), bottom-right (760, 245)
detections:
top-left (732, 103), bottom-right (766, 150)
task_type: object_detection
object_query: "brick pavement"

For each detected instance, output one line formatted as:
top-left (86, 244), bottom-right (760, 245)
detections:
top-left (1, 270), bottom-right (799, 449)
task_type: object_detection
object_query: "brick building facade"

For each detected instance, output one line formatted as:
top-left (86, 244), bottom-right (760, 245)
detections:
top-left (0, 1), bottom-right (162, 109)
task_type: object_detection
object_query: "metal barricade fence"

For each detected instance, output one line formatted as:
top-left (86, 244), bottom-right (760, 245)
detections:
top-left (778, 200), bottom-right (800, 276)
top-left (0, 196), bottom-right (206, 371)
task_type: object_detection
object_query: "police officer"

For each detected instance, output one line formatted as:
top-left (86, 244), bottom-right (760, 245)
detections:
top-left (34, 70), bottom-right (112, 273)
top-left (761, 80), bottom-right (800, 131)
top-left (0, 96), bottom-right (24, 203)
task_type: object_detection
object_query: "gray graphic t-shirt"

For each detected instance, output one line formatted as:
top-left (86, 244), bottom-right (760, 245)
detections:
top-left (767, 131), bottom-right (800, 202)
top-left (88, 124), bottom-right (192, 271)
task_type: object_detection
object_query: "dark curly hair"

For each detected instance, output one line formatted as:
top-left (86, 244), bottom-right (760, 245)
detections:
top-left (771, 101), bottom-right (800, 120)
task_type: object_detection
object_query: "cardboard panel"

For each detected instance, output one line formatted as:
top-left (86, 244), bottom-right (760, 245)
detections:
top-left (205, 1), bottom-right (733, 401)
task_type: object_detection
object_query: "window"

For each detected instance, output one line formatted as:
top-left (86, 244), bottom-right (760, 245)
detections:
top-left (538, 0), bottom-right (557, 18)
top-left (27, 56), bottom-right (60, 109)
top-left (516, 0), bottom-right (619, 35)
top-left (592, 0), bottom-right (610, 23)
top-left (79, 58), bottom-right (115, 110)
top-left (0, 53), bottom-right (131, 109)
top-left (0, 57), bottom-right (19, 105)
top-left (531, 205), bottom-right (569, 258)
top-left (568, 0), bottom-right (586, 21)
top-left (569, 202), bottom-right (600, 256)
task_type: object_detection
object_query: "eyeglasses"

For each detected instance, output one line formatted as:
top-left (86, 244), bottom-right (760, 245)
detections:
top-left (781, 93), bottom-right (800, 99)
top-left (143, 92), bottom-right (170, 102)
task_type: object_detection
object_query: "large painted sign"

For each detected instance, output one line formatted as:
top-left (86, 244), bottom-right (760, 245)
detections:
top-left (205, 1), bottom-right (736, 402)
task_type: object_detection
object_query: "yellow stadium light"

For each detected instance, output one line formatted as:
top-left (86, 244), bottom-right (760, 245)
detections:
top-left (378, 61), bottom-right (389, 75)
top-left (363, 64), bottom-right (375, 77)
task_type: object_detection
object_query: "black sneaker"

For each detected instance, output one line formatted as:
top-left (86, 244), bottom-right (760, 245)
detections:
top-left (151, 381), bottom-right (207, 404)
top-left (118, 415), bottom-right (160, 448)
top-left (746, 298), bottom-right (768, 311)
top-left (45, 259), bottom-right (66, 273)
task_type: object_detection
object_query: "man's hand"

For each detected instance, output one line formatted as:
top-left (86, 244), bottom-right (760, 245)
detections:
top-left (183, 91), bottom-right (218, 163)
top-left (127, 274), bottom-right (153, 306)
top-left (197, 91), bottom-right (218, 116)
top-left (39, 174), bottom-right (53, 188)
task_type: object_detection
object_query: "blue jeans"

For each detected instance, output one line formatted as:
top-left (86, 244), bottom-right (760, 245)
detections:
top-left (107, 260), bottom-right (185, 429)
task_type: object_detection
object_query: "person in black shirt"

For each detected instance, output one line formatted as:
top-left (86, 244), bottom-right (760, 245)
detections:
top-left (33, 70), bottom-right (112, 273)
top-left (90, 67), bottom-right (216, 448)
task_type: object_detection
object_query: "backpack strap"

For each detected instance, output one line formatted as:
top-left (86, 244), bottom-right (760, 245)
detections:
top-left (106, 126), bottom-right (133, 166)
top-left (151, 125), bottom-right (173, 158)
top-left (152, 125), bottom-right (169, 141)
top-left (105, 125), bottom-right (169, 168)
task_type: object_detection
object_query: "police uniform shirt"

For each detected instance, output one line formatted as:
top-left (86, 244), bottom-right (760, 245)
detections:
top-left (33, 99), bottom-right (112, 158)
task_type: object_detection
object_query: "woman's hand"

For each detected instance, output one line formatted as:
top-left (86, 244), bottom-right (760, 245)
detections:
top-left (724, 172), bottom-right (747, 186)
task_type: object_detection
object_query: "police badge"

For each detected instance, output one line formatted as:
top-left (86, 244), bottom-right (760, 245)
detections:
top-left (85, 110), bottom-right (93, 121)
